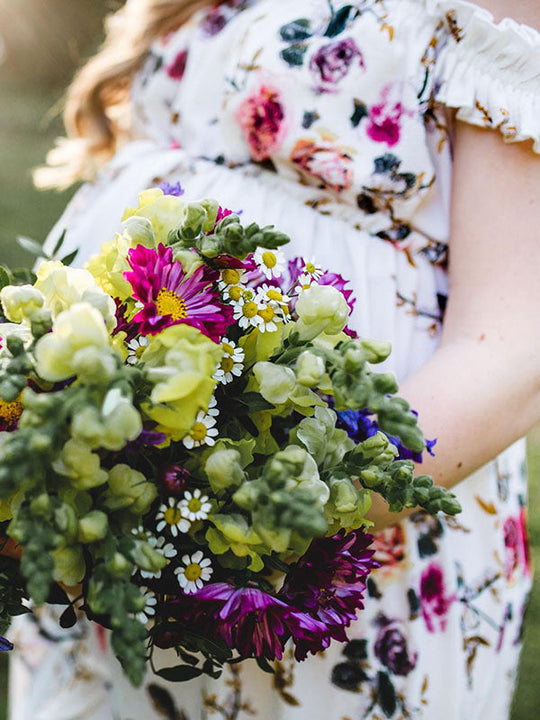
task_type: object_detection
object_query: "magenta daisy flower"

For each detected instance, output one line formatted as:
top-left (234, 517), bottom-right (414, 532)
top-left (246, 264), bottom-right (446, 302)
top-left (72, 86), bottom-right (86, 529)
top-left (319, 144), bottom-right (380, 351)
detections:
top-left (124, 244), bottom-right (233, 340)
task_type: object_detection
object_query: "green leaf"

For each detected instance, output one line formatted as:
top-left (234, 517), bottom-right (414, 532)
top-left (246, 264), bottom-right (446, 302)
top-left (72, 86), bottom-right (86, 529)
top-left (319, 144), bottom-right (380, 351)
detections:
top-left (377, 671), bottom-right (397, 717)
top-left (16, 236), bottom-right (47, 258)
top-left (60, 249), bottom-right (79, 266)
top-left (240, 392), bottom-right (275, 413)
top-left (155, 665), bottom-right (204, 682)
top-left (280, 44), bottom-right (308, 67)
top-left (279, 18), bottom-right (312, 42)
top-left (51, 229), bottom-right (67, 257)
top-left (325, 5), bottom-right (355, 38)
top-left (12, 268), bottom-right (37, 285)
top-left (0, 266), bottom-right (11, 290)
top-left (351, 99), bottom-right (369, 128)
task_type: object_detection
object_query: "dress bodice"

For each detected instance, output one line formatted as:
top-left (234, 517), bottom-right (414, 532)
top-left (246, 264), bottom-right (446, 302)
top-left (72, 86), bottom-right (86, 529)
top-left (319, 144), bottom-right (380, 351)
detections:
top-left (131, 0), bottom-right (540, 263)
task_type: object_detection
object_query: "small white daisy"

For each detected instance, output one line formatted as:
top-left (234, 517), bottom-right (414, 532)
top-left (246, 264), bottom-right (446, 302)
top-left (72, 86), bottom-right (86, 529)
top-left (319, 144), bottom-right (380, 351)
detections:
top-left (255, 284), bottom-right (291, 323)
top-left (222, 284), bottom-right (246, 303)
top-left (218, 267), bottom-right (247, 292)
top-left (253, 247), bottom-right (286, 280)
top-left (141, 535), bottom-right (178, 579)
top-left (294, 272), bottom-right (317, 295)
top-left (232, 294), bottom-right (263, 330)
top-left (136, 586), bottom-right (157, 624)
top-left (180, 489), bottom-right (212, 522)
top-left (254, 303), bottom-right (279, 333)
top-left (155, 498), bottom-right (191, 537)
top-left (213, 339), bottom-right (245, 384)
top-left (126, 336), bottom-right (150, 365)
top-left (174, 551), bottom-right (213, 594)
top-left (301, 258), bottom-right (323, 281)
top-left (182, 412), bottom-right (219, 449)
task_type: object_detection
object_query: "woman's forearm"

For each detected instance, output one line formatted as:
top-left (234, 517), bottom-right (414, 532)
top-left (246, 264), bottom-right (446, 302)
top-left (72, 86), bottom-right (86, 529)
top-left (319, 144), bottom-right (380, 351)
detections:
top-left (366, 337), bottom-right (540, 530)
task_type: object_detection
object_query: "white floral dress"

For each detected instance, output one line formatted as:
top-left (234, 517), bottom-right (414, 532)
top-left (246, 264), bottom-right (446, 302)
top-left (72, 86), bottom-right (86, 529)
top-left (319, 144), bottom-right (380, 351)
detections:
top-left (8, 1), bottom-right (539, 719)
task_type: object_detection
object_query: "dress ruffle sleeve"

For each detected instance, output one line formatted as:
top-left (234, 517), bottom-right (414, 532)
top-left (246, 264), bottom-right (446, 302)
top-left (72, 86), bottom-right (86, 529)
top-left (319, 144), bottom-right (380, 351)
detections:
top-left (427, 0), bottom-right (540, 152)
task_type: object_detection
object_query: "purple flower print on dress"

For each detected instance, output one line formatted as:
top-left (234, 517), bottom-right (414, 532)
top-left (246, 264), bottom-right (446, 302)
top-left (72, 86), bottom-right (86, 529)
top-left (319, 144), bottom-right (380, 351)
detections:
top-left (366, 84), bottom-right (412, 148)
top-left (374, 617), bottom-right (418, 676)
top-left (166, 49), bottom-right (188, 81)
top-left (310, 38), bottom-right (365, 93)
top-left (290, 139), bottom-right (354, 193)
top-left (236, 85), bottom-right (286, 162)
top-left (419, 562), bottom-right (456, 633)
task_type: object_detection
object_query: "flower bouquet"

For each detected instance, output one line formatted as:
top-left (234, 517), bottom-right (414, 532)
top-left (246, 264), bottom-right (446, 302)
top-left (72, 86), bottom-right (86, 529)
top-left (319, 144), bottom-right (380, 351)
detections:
top-left (0, 184), bottom-right (460, 684)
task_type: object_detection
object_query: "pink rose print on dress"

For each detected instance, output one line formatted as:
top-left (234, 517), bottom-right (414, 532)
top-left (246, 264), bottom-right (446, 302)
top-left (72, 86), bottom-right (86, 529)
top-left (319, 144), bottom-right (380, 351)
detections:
top-left (236, 85), bottom-right (286, 162)
top-left (166, 49), bottom-right (188, 80)
top-left (372, 525), bottom-right (406, 569)
top-left (367, 84), bottom-right (412, 148)
top-left (290, 138), bottom-right (354, 192)
top-left (503, 509), bottom-right (531, 582)
top-left (419, 563), bottom-right (456, 633)
top-left (310, 38), bottom-right (365, 93)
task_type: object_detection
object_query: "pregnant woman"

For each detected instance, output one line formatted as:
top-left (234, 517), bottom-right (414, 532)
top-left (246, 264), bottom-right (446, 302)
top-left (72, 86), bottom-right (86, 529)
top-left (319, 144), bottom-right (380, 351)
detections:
top-left (8, 1), bottom-right (540, 718)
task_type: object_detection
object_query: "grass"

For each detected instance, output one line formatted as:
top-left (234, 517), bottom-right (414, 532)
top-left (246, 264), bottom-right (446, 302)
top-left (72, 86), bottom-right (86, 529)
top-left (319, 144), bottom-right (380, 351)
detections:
top-left (0, 81), bottom-right (539, 720)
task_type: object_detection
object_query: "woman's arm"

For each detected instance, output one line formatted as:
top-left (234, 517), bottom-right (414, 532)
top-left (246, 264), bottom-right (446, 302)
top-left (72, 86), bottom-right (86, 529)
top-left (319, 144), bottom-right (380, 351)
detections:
top-left (368, 123), bottom-right (540, 530)
top-left (472, 0), bottom-right (539, 28)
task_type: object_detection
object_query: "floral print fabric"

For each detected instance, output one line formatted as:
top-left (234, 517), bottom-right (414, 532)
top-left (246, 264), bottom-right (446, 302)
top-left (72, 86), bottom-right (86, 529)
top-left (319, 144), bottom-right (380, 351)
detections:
top-left (9, 1), bottom-right (539, 719)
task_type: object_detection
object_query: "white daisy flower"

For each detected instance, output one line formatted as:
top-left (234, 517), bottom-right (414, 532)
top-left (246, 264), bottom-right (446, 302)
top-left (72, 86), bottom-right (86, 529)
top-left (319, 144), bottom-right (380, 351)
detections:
top-left (255, 284), bottom-right (291, 322)
top-left (301, 258), bottom-right (323, 281)
top-left (141, 535), bottom-right (178, 580)
top-left (294, 272), bottom-right (317, 295)
top-left (180, 489), bottom-right (212, 522)
top-left (214, 339), bottom-right (245, 384)
top-left (222, 284), bottom-right (246, 303)
top-left (253, 247), bottom-right (286, 280)
top-left (218, 267), bottom-right (247, 292)
top-left (126, 336), bottom-right (150, 364)
top-left (174, 551), bottom-right (213, 594)
top-left (232, 294), bottom-right (263, 330)
top-left (155, 498), bottom-right (191, 537)
top-left (136, 586), bottom-right (157, 624)
top-left (254, 303), bottom-right (279, 333)
top-left (182, 412), bottom-right (218, 449)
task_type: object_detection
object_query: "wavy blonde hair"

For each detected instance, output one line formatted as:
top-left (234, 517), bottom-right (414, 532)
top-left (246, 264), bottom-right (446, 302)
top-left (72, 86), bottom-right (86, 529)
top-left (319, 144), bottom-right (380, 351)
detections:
top-left (35, 0), bottom-right (221, 190)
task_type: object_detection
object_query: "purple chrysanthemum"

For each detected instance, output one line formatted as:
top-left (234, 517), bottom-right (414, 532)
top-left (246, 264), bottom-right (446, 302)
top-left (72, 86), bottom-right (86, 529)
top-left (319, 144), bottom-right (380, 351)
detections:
top-left (165, 582), bottom-right (328, 661)
top-left (159, 181), bottom-right (185, 197)
top-left (124, 244), bottom-right (233, 340)
top-left (281, 530), bottom-right (377, 659)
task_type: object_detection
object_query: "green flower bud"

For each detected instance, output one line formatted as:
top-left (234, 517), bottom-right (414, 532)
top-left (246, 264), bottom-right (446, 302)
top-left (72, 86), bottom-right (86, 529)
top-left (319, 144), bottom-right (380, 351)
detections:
top-left (71, 346), bottom-right (117, 384)
top-left (205, 448), bottom-right (245, 494)
top-left (252, 362), bottom-right (296, 405)
top-left (30, 493), bottom-right (52, 517)
top-left (295, 351), bottom-right (326, 387)
top-left (30, 308), bottom-right (53, 339)
top-left (103, 464), bottom-right (157, 515)
top-left (295, 285), bottom-right (349, 341)
top-left (0, 285), bottom-right (44, 324)
top-left (54, 503), bottom-right (79, 542)
top-left (78, 510), bottom-right (109, 543)
top-left (129, 541), bottom-right (168, 574)
top-left (360, 339), bottom-right (392, 364)
top-left (53, 545), bottom-right (85, 586)
top-left (106, 551), bottom-right (133, 579)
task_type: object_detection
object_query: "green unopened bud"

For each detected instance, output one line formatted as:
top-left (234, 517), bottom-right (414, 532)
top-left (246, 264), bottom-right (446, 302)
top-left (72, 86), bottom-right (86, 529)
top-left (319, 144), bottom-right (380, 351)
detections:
top-left (360, 339), bottom-right (392, 364)
top-left (54, 503), bottom-right (79, 542)
top-left (29, 432), bottom-right (52, 453)
top-left (359, 467), bottom-right (383, 488)
top-left (30, 308), bottom-right (53, 339)
top-left (199, 235), bottom-right (222, 258)
top-left (296, 351), bottom-right (326, 387)
top-left (130, 541), bottom-right (168, 573)
top-left (6, 335), bottom-right (25, 357)
top-left (30, 493), bottom-right (52, 517)
top-left (78, 510), bottom-right (108, 543)
top-left (441, 496), bottom-right (462, 515)
top-left (343, 347), bottom-right (365, 373)
top-left (205, 448), bottom-right (245, 493)
top-left (372, 373), bottom-right (399, 394)
top-left (106, 552), bottom-right (133, 579)
top-left (53, 545), bottom-right (85, 586)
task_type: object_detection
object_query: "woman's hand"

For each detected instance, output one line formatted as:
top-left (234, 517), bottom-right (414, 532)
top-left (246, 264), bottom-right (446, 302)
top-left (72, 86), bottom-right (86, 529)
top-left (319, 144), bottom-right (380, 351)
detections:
top-left (367, 123), bottom-right (540, 531)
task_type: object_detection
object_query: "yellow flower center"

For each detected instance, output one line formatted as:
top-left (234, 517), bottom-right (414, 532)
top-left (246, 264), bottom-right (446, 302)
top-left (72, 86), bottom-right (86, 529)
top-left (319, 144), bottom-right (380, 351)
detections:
top-left (164, 507), bottom-right (183, 526)
top-left (242, 301), bottom-right (259, 319)
top-left (222, 342), bottom-right (235, 355)
top-left (228, 286), bottom-right (243, 302)
top-left (221, 356), bottom-right (235, 373)
top-left (305, 263), bottom-right (317, 274)
top-left (301, 283), bottom-right (311, 291)
top-left (267, 289), bottom-right (283, 302)
top-left (188, 497), bottom-right (202, 513)
top-left (222, 269), bottom-right (241, 285)
top-left (134, 343), bottom-right (146, 359)
top-left (190, 422), bottom-right (208, 441)
top-left (156, 288), bottom-right (187, 320)
top-left (262, 251), bottom-right (277, 269)
top-left (258, 306), bottom-right (275, 323)
top-left (184, 563), bottom-right (202, 582)
top-left (0, 397), bottom-right (23, 430)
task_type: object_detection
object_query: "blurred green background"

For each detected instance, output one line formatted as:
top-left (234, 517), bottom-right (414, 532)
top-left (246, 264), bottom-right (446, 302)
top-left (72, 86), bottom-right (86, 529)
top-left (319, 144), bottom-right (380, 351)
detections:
top-left (0, 2), bottom-right (539, 719)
